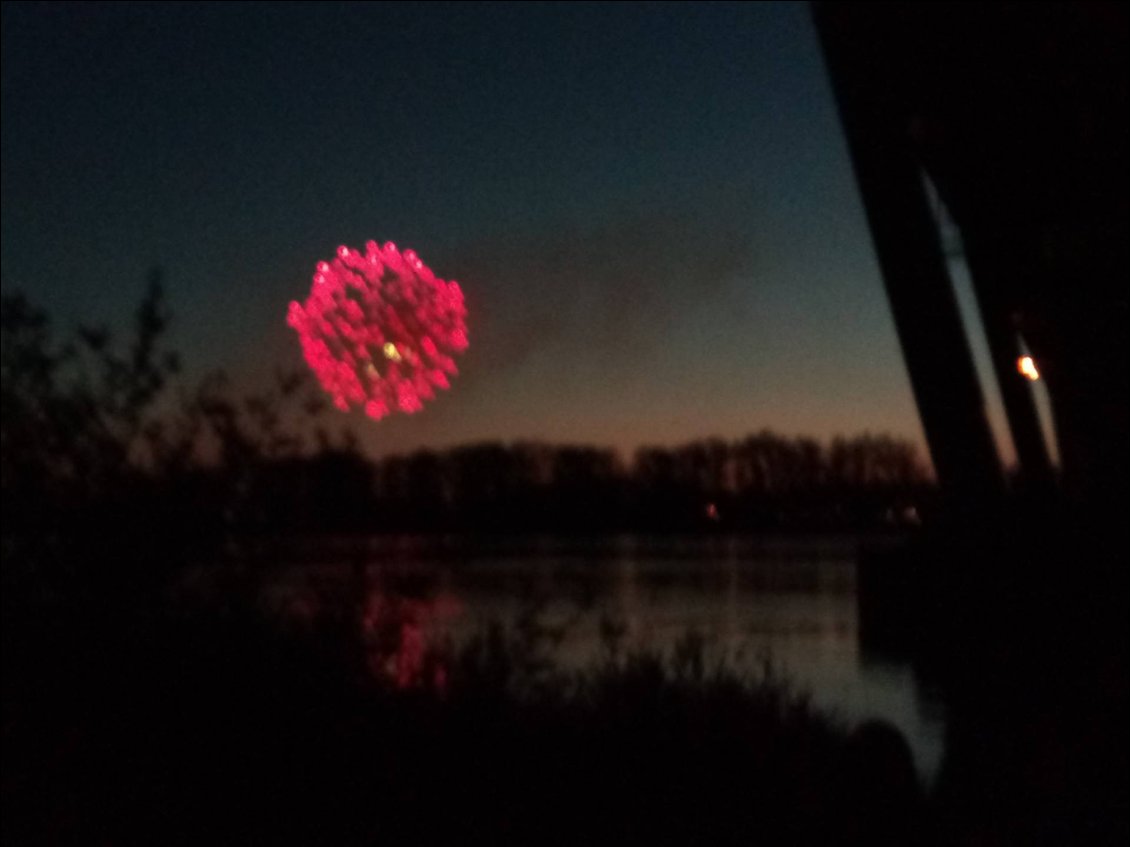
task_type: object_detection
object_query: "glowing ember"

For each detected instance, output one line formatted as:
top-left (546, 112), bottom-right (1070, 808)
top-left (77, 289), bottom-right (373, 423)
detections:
top-left (1017, 355), bottom-right (1040, 381)
top-left (287, 241), bottom-right (468, 419)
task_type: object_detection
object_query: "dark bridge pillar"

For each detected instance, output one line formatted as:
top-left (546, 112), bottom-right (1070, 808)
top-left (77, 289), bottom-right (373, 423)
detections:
top-left (814, 9), bottom-right (1005, 511)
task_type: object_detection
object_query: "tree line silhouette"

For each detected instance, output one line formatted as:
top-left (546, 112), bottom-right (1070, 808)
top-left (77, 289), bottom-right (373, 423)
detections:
top-left (2, 282), bottom-right (933, 561)
top-left (359, 432), bottom-right (930, 534)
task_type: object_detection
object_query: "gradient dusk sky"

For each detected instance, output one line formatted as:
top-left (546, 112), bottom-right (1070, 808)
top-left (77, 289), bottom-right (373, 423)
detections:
top-left (2, 1), bottom-right (957, 461)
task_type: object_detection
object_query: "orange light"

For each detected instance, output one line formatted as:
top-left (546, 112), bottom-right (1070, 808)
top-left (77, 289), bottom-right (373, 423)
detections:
top-left (1018, 356), bottom-right (1040, 381)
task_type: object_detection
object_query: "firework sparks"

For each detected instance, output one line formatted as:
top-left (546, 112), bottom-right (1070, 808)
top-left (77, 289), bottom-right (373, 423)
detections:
top-left (287, 241), bottom-right (468, 419)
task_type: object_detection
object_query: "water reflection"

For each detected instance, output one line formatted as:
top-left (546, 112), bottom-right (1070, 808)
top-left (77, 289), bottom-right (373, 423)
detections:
top-left (263, 536), bottom-right (945, 782)
top-left (360, 592), bottom-right (462, 690)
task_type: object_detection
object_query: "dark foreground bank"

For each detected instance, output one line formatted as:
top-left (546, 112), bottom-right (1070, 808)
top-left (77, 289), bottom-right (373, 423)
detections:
top-left (3, 582), bottom-right (924, 847)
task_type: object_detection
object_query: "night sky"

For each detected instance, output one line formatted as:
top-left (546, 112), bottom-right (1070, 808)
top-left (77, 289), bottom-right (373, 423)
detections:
top-left (2, 1), bottom-right (960, 461)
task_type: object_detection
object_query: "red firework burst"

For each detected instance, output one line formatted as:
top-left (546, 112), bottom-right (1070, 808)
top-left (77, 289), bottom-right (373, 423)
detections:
top-left (287, 241), bottom-right (468, 420)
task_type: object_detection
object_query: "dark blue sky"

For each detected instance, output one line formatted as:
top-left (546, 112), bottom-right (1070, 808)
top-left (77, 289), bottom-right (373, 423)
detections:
top-left (2, 1), bottom-right (947, 459)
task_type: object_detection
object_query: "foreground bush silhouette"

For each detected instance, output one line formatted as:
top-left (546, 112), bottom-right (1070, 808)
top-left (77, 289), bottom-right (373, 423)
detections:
top-left (4, 590), bottom-right (927, 846)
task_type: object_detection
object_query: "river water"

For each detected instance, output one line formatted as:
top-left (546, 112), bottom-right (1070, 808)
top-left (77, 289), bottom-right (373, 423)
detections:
top-left (259, 534), bottom-right (946, 784)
